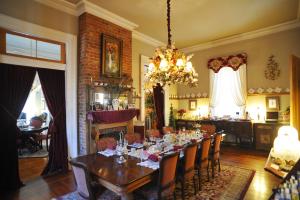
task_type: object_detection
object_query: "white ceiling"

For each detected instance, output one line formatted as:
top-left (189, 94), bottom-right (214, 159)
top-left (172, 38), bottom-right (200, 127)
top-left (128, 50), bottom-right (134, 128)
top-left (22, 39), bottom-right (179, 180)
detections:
top-left (68, 0), bottom-right (299, 48)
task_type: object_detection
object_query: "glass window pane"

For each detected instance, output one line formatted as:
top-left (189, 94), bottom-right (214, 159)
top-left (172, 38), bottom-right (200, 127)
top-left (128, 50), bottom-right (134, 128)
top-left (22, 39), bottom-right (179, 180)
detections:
top-left (36, 41), bottom-right (61, 61)
top-left (6, 33), bottom-right (36, 57)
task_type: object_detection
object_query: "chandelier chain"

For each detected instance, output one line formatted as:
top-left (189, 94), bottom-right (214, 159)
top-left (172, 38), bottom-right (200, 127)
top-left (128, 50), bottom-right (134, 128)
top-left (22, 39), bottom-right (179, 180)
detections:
top-left (167, 0), bottom-right (172, 46)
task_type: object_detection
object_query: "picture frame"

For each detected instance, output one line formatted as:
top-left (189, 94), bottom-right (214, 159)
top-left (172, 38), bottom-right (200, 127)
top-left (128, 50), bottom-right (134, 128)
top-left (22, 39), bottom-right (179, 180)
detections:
top-left (189, 100), bottom-right (197, 111)
top-left (101, 34), bottom-right (123, 78)
top-left (266, 96), bottom-right (280, 111)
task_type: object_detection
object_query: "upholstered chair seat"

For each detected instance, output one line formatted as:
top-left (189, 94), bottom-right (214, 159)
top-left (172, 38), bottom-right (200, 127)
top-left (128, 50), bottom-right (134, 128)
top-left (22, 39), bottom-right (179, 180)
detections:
top-left (135, 152), bottom-right (179, 200)
top-left (64, 161), bottom-right (120, 200)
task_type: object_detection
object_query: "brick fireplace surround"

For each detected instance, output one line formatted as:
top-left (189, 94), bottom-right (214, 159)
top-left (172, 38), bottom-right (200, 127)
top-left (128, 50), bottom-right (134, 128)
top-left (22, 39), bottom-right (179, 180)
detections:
top-left (78, 13), bottom-right (132, 155)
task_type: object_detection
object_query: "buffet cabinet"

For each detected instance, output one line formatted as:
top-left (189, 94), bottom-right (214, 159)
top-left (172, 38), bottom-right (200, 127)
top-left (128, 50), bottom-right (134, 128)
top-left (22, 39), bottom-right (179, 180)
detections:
top-left (253, 123), bottom-right (287, 151)
top-left (176, 119), bottom-right (253, 145)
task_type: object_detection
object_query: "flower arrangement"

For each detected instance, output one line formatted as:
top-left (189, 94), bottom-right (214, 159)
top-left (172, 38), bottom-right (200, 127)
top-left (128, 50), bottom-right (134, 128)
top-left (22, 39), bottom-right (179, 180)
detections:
top-left (177, 109), bottom-right (186, 118)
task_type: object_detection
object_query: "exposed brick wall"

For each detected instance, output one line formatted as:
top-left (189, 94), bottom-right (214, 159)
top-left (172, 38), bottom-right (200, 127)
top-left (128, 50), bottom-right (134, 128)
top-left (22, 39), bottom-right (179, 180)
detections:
top-left (78, 13), bottom-right (132, 155)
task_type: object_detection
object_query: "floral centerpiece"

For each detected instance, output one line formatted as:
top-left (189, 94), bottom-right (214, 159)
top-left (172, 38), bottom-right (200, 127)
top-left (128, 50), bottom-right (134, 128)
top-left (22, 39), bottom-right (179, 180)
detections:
top-left (177, 109), bottom-right (186, 119)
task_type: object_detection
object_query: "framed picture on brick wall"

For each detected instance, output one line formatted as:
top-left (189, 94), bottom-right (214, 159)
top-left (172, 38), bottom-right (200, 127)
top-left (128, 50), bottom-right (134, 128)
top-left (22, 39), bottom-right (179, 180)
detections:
top-left (101, 34), bottom-right (122, 78)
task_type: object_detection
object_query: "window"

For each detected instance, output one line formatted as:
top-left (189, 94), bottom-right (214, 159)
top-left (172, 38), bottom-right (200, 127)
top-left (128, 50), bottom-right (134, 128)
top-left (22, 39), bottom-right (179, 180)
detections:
top-left (209, 65), bottom-right (247, 118)
top-left (0, 28), bottom-right (65, 63)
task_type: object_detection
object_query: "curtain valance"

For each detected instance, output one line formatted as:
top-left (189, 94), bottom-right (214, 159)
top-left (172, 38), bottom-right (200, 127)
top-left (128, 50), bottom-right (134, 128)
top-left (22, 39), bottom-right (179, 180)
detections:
top-left (208, 53), bottom-right (247, 73)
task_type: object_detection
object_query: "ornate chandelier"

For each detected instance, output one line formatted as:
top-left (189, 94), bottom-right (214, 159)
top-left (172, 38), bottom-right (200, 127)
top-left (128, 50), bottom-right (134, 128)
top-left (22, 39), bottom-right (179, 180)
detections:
top-left (146, 0), bottom-right (198, 87)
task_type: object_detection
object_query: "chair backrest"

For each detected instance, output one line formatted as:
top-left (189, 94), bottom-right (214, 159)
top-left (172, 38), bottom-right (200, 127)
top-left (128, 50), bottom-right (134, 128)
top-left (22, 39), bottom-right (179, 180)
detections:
top-left (162, 126), bottom-right (174, 135)
top-left (158, 152), bottom-right (179, 197)
top-left (70, 161), bottom-right (95, 200)
top-left (200, 124), bottom-right (216, 136)
top-left (212, 133), bottom-right (222, 160)
top-left (198, 137), bottom-right (211, 168)
top-left (147, 129), bottom-right (161, 138)
top-left (30, 116), bottom-right (43, 128)
top-left (125, 133), bottom-right (142, 144)
top-left (183, 142), bottom-right (198, 179)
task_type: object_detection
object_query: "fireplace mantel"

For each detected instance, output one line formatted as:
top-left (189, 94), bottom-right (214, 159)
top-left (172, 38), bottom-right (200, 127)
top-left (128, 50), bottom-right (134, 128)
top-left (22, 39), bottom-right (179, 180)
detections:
top-left (87, 109), bottom-right (140, 124)
top-left (87, 109), bottom-right (140, 153)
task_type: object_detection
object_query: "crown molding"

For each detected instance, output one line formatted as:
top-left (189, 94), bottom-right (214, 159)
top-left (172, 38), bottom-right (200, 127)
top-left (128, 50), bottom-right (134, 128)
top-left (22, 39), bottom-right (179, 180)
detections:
top-left (132, 30), bottom-right (165, 47)
top-left (76, 0), bottom-right (138, 31)
top-left (181, 19), bottom-right (300, 53)
top-left (34, 0), bottom-right (78, 16)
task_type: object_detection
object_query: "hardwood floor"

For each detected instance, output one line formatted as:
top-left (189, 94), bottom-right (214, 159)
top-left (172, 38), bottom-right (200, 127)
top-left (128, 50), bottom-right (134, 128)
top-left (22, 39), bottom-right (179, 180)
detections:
top-left (2, 146), bottom-right (281, 200)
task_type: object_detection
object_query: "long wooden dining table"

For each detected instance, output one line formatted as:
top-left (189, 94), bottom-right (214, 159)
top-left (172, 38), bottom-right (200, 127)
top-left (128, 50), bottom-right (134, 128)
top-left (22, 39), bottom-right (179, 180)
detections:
top-left (72, 153), bottom-right (157, 200)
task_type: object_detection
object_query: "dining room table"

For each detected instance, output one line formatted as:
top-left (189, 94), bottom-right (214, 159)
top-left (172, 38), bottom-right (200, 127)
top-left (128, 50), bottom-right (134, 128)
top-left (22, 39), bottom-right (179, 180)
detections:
top-left (72, 130), bottom-right (204, 200)
top-left (18, 125), bottom-right (49, 152)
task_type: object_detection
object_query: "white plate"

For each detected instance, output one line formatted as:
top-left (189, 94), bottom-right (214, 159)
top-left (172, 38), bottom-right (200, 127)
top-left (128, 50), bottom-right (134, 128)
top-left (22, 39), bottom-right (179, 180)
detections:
top-left (266, 88), bottom-right (273, 93)
top-left (256, 88), bottom-right (264, 94)
top-left (202, 92), bottom-right (208, 98)
top-left (248, 88), bottom-right (255, 94)
top-left (274, 87), bottom-right (282, 93)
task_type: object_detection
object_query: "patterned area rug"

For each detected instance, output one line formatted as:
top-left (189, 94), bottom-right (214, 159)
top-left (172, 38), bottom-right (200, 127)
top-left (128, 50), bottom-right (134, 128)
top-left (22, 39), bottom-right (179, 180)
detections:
top-left (55, 164), bottom-right (255, 200)
top-left (176, 164), bottom-right (255, 200)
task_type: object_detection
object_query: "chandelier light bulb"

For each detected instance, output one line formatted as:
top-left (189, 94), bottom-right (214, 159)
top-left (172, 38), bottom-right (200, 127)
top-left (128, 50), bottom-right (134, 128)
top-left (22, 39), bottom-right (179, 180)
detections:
top-left (148, 63), bottom-right (155, 72)
top-left (159, 59), bottom-right (168, 71)
top-left (186, 61), bottom-right (193, 71)
top-left (176, 59), bottom-right (184, 66)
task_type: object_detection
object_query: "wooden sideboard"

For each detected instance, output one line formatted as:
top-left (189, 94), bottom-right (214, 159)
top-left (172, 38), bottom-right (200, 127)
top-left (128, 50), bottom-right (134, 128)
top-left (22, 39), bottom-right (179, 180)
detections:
top-left (253, 122), bottom-right (288, 151)
top-left (176, 119), bottom-right (253, 145)
top-left (176, 119), bottom-right (288, 150)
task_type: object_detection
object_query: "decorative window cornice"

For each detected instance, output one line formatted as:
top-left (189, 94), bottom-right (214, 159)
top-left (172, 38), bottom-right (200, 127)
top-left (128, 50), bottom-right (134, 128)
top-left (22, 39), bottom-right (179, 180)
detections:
top-left (208, 53), bottom-right (247, 73)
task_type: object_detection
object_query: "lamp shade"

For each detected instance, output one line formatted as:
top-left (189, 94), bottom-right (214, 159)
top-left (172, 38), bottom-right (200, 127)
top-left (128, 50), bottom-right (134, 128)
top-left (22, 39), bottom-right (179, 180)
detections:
top-left (272, 126), bottom-right (300, 162)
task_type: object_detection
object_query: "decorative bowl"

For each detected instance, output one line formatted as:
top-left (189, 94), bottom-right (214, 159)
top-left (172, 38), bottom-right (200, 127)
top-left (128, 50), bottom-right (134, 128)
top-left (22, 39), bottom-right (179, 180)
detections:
top-left (202, 92), bottom-right (208, 98)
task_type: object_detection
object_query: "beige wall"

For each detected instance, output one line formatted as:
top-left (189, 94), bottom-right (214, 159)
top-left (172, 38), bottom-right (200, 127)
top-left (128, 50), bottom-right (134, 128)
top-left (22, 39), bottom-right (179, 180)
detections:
top-left (176, 28), bottom-right (300, 118)
top-left (178, 27), bottom-right (300, 96)
top-left (0, 0), bottom-right (78, 34)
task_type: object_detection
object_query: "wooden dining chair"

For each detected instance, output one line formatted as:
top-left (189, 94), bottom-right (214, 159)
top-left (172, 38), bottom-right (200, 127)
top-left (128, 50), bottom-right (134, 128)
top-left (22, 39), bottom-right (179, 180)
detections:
top-left (124, 133), bottom-right (142, 144)
top-left (70, 161), bottom-right (120, 200)
top-left (162, 126), bottom-right (174, 135)
top-left (195, 137), bottom-right (211, 190)
top-left (209, 132), bottom-right (222, 178)
top-left (200, 124), bottom-right (216, 136)
top-left (135, 152), bottom-right (179, 200)
top-left (177, 142), bottom-right (198, 200)
top-left (146, 129), bottom-right (161, 138)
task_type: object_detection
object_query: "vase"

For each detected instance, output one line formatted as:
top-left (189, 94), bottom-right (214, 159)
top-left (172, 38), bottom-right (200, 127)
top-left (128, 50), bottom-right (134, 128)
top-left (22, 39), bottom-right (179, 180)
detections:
top-left (112, 99), bottom-right (119, 110)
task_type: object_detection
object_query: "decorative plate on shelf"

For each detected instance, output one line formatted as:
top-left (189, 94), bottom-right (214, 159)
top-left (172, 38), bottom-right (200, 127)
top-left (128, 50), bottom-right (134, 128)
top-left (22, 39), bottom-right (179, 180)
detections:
top-left (197, 93), bottom-right (201, 98)
top-left (266, 88), bottom-right (273, 93)
top-left (248, 88), bottom-right (255, 94)
top-left (202, 92), bottom-right (208, 98)
top-left (275, 87), bottom-right (282, 93)
top-left (256, 88), bottom-right (264, 94)
top-left (191, 93), bottom-right (195, 98)
top-left (285, 88), bottom-right (290, 93)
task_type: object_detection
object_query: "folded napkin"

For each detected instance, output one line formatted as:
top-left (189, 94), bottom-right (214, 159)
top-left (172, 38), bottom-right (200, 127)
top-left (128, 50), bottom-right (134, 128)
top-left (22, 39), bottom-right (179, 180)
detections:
top-left (190, 139), bottom-right (197, 143)
top-left (148, 154), bottom-right (159, 162)
top-left (128, 143), bottom-right (143, 149)
top-left (137, 160), bottom-right (159, 170)
top-left (173, 145), bottom-right (183, 151)
top-left (97, 149), bottom-right (115, 157)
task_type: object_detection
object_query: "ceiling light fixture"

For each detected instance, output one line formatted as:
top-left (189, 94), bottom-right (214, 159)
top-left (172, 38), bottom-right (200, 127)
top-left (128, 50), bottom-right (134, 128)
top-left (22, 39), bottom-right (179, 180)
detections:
top-left (146, 0), bottom-right (198, 87)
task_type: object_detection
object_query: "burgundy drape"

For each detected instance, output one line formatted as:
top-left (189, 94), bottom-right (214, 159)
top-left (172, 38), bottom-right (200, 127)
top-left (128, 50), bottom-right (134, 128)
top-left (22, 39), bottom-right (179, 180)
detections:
top-left (37, 68), bottom-right (68, 175)
top-left (153, 84), bottom-right (165, 132)
top-left (0, 63), bottom-right (36, 191)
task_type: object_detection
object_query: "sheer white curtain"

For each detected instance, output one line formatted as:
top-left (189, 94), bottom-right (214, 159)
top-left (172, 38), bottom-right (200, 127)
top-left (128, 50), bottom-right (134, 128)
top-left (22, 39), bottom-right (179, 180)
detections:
top-left (209, 65), bottom-right (247, 117)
